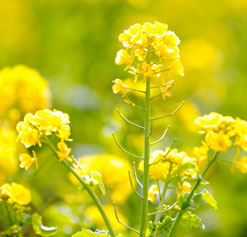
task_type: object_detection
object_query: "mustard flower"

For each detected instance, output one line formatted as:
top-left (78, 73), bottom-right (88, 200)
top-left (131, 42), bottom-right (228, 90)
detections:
top-left (148, 185), bottom-right (159, 203)
top-left (112, 79), bottom-right (127, 96)
top-left (0, 65), bottom-right (51, 123)
top-left (234, 156), bottom-right (247, 173)
top-left (0, 182), bottom-right (31, 206)
top-left (19, 150), bottom-right (38, 170)
top-left (177, 181), bottom-right (192, 194)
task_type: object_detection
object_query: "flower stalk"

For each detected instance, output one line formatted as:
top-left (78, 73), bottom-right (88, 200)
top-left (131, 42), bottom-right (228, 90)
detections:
top-left (168, 152), bottom-right (219, 237)
top-left (45, 137), bottom-right (116, 237)
top-left (140, 77), bottom-right (151, 236)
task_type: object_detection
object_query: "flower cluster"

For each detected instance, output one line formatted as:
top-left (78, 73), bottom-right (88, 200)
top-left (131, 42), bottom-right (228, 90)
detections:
top-left (195, 112), bottom-right (247, 173)
top-left (113, 22), bottom-right (183, 103)
top-left (0, 182), bottom-right (31, 206)
top-left (17, 109), bottom-right (72, 166)
top-left (71, 154), bottom-right (133, 204)
top-left (139, 148), bottom-right (197, 181)
top-left (0, 65), bottom-right (51, 124)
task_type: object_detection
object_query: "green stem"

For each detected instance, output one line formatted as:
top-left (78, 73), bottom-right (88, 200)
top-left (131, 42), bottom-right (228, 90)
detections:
top-left (3, 201), bottom-right (13, 226)
top-left (168, 152), bottom-right (219, 237)
top-left (45, 137), bottom-right (116, 237)
top-left (140, 77), bottom-right (151, 236)
top-left (153, 181), bottom-right (169, 237)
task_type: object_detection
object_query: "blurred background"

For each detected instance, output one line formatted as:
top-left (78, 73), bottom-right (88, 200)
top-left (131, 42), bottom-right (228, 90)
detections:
top-left (0, 0), bottom-right (246, 236)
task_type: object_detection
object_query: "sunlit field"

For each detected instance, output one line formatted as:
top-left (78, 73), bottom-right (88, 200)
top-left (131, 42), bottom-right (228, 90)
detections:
top-left (0, 1), bottom-right (246, 236)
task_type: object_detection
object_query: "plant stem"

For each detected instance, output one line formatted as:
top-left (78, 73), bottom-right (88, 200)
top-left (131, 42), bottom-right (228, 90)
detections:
top-left (45, 137), bottom-right (116, 237)
top-left (140, 77), bottom-right (151, 236)
top-left (168, 152), bottom-right (219, 237)
top-left (3, 201), bottom-right (13, 226)
top-left (153, 181), bottom-right (169, 237)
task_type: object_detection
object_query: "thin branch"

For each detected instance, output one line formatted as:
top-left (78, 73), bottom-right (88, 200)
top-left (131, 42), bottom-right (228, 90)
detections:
top-left (116, 109), bottom-right (144, 129)
top-left (113, 202), bottom-right (140, 234)
top-left (151, 125), bottom-right (171, 145)
top-left (133, 161), bottom-right (143, 188)
top-left (125, 95), bottom-right (146, 112)
top-left (127, 87), bottom-right (146, 94)
top-left (148, 202), bottom-right (177, 216)
top-left (149, 93), bottom-right (163, 101)
top-left (151, 101), bottom-right (185, 121)
top-left (128, 170), bottom-right (143, 199)
top-left (112, 133), bottom-right (144, 159)
top-left (149, 138), bottom-right (177, 166)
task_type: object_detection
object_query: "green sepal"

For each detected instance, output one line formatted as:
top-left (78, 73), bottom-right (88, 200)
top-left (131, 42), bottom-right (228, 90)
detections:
top-left (32, 213), bottom-right (58, 236)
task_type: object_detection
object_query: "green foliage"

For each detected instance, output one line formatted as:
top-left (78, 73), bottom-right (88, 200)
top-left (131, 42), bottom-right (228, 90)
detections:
top-left (193, 189), bottom-right (218, 210)
top-left (72, 228), bottom-right (108, 237)
top-left (32, 213), bottom-right (58, 236)
top-left (181, 211), bottom-right (205, 230)
top-left (83, 171), bottom-right (106, 195)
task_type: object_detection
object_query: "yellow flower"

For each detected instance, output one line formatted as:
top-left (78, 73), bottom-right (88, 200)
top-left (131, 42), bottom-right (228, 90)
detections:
top-left (167, 59), bottom-right (184, 76)
top-left (0, 127), bottom-right (18, 181)
top-left (234, 119), bottom-right (247, 151)
top-left (0, 65), bottom-right (51, 123)
top-left (195, 112), bottom-right (223, 132)
top-left (115, 49), bottom-right (131, 65)
top-left (16, 122), bottom-right (40, 148)
top-left (148, 185), bottom-right (159, 203)
top-left (57, 125), bottom-right (72, 141)
top-left (234, 156), bottom-right (247, 173)
top-left (19, 150), bottom-right (37, 170)
top-left (177, 182), bottom-right (191, 193)
top-left (72, 154), bottom-right (132, 204)
top-left (205, 131), bottom-right (232, 152)
top-left (57, 141), bottom-right (72, 162)
top-left (112, 79), bottom-right (127, 96)
top-left (0, 182), bottom-right (31, 206)
top-left (139, 149), bottom-right (196, 180)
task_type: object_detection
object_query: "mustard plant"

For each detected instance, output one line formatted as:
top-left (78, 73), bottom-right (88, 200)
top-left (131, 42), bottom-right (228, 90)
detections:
top-left (112, 21), bottom-right (247, 237)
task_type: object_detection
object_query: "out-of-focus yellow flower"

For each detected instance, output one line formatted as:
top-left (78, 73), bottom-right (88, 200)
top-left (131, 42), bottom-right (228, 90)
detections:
top-left (148, 185), bottom-right (159, 203)
top-left (0, 182), bottom-right (31, 206)
top-left (166, 59), bottom-right (184, 76)
top-left (72, 154), bottom-right (132, 204)
top-left (205, 131), bottom-right (232, 152)
top-left (192, 143), bottom-right (209, 169)
top-left (115, 49), bottom-right (132, 65)
top-left (139, 149), bottom-right (197, 181)
top-left (57, 141), bottom-right (72, 162)
top-left (85, 204), bottom-right (127, 231)
top-left (181, 39), bottom-right (221, 70)
top-left (177, 181), bottom-right (191, 193)
top-left (112, 79), bottom-right (127, 96)
top-left (0, 65), bottom-right (51, 123)
top-left (234, 156), bottom-right (247, 173)
top-left (19, 150), bottom-right (37, 170)
top-left (234, 119), bottom-right (247, 151)
top-left (195, 112), bottom-right (223, 132)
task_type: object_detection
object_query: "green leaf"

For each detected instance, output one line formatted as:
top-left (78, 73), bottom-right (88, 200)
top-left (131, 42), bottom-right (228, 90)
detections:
top-left (72, 228), bottom-right (108, 237)
top-left (201, 189), bottom-right (217, 210)
top-left (181, 211), bottom-right (205, 230)
top-left (32, 213), bottom-right (58, 236)
top-left (89, 171), bottom-right (106, 195)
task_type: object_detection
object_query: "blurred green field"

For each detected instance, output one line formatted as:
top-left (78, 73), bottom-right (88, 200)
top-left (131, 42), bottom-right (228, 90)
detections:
top-left (0, 0), bottom-right (246, 236)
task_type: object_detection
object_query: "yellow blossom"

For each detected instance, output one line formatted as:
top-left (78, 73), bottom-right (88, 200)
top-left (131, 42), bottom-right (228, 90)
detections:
top-left (177, 182), bottom-right (191, 193)
top-left (205, 131), bottom-right (232, 152)
top-left (57, 141), bottom-right (72, 162)
top-left (112, 79), bottom-right (127, 96)
top-left (234, 156), bottom-right (247, 173)
top-left (19, 150), bottom-right (37, 170)
top-left (115, 49), bottom-right (131, 65)
top-left (148, 185), bottom-right (159, 203)
top-left (0, 65), bottom-right (51, 123)
top-left (167, 59), bottom-right (184, 76)
top-left (195, 112), bottom-right (223, 132)
top-left (0, 182), bottom-right (31, 206)
top-left (72, 154), bottom-right (132, 204)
